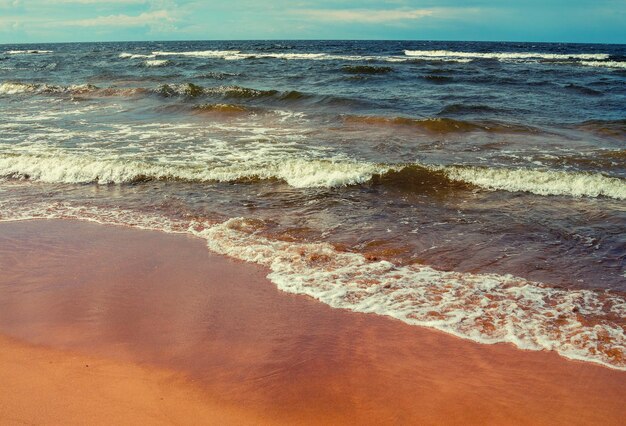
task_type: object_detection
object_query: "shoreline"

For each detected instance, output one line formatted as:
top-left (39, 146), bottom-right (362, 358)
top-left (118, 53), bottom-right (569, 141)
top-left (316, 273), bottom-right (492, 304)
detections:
top-left (0, 218), bottom-right (624, 424)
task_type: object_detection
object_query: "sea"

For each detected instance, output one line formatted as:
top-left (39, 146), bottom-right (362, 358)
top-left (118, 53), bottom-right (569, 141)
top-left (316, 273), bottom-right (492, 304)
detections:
top-left (0, 40), bottom-right (624, 370)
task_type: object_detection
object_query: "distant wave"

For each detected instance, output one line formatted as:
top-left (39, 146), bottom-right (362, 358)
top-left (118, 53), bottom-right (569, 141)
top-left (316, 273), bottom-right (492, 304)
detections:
top-left (403, 50), bottom-right (626, 69)
top-left (5, 50), bottom-right (53, 55)
top-left (144, 59), bottom-right (171, 67)
top-left (580, 60), bottom-right (626, 69)
top-left (563, 84), bottom-right (603, 96)
top-left (421, 75), bottom-right (453, 84)
top-left (119, 52), bottom-right (156, 59)
top-left (341, 65), bottom-right (393, 74)
top-left (150, 50), bottom-right (466, 63)
top-left (404, 49), bottom-right (610, 61)
top-left (1, 152), bottom-right (624, 199)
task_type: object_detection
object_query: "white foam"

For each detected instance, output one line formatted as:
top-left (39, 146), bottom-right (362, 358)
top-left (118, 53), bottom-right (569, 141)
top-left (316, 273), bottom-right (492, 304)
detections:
top-left (580, 61), bottom-right (626, 69)
top-left (119, 52), bottom-right (156, 59)
top-left (195, 217), bottom-right (626, 371)
top-left (0, 200), bottom-right (623, 371)
top-left (153, 50), bottom-right (243, 59)
top-left (5, 50), bottom-right (53, 54)
top-left (151, 50), bottom-right (465, 63)
top-left (0, 81), bottom-right (92, 95)
top-left (1, 151), bottom-right (624, 199)
top-left (0, 153), bottom-right (387, 188)
top-left (404, 49), bottom-right (610, 61)
top-left (437, 166), bottom-right (626, 200)
top-left (0, 82), bottom-right (37, 94)
top-left (144, 59), bottom-right (170, 67)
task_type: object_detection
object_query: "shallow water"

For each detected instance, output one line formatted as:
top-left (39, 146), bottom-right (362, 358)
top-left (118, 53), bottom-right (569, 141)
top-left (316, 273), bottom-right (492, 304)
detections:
top-left (0, 40), bottom-right (624, 369)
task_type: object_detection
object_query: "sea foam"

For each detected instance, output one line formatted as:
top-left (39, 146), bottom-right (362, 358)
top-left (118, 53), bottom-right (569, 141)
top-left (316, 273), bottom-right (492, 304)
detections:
top-left (0, 201), bottom-right (624, 371)
top-left (404, 50), bottom-right (610, 61)
top-left (5, 50), bottom-right (53, 54)
top-left (1, 152), bottom-right (624, 199)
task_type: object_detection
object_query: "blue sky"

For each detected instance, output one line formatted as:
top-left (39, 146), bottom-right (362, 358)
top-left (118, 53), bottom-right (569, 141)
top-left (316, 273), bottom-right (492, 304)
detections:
top-left (0, 1), bottom-right (624, 44)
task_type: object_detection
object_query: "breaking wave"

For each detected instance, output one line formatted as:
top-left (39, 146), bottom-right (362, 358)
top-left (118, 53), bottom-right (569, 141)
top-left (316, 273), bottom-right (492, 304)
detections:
top-left (0, 81), bottom-right (148, 97)
top-left (5, 50), bottom-right (53, 55)
top-left (404, 49), bottom-right (610, 61)
top-left (0, 154), bottom-right (386, 188)
top-left (150, 50), bottom-right (467, 63)
top-left (580, 61), bottom-right (626, 69)
top-left (0, 81), bottom-right (98, 95)
top-left (1, 152), bottom-right (624, 199)
top-left (144, 59), bottom-right (171, 67)
top-left (439, 165), bottom-right (626, 199)
top-left (119, 52), bottom-right (156, 59)
top-left (0, 202), bottom-right (624, 371)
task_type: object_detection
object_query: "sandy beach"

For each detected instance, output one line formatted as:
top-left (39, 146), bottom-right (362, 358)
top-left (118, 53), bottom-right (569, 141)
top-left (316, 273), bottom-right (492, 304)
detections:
top-left (0, 219), bottom-right (624, 425)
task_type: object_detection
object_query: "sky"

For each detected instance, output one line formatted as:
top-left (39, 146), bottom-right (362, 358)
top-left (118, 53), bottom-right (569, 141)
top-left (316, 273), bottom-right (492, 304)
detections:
top-left (0, 0), bottom-right (624, 44)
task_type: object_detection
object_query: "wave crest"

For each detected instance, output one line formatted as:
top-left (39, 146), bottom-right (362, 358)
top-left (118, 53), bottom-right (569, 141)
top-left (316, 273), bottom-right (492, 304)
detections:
top-left (404, 49), bottom-right (610, 61)
top-left (1, 152), bottom-right (624, 199)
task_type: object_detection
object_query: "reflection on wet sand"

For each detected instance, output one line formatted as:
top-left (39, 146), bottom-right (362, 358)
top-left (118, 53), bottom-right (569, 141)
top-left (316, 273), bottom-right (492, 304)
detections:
top-left (0, 219), bottom-right (624, 425)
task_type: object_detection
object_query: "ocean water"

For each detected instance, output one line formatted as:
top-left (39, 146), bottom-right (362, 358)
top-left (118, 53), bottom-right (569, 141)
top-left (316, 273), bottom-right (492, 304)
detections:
top-left (0, 40), bottom-right (624, 369)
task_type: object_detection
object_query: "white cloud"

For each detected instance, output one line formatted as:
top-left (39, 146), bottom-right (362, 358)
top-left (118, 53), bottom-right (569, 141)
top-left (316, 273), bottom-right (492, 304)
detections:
top-left (0, 0), bottom-right (22, 7)
top-left (63, 9), bottom-right (174, 27)
top-left (292, 8), bottom-right (436, 23)
top-left (40, 0), bottom-right (147, 3)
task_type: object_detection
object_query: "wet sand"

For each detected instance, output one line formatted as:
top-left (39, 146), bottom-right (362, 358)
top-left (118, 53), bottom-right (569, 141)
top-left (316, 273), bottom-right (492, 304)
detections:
top-left (0, 219), bottom-right (624, 425)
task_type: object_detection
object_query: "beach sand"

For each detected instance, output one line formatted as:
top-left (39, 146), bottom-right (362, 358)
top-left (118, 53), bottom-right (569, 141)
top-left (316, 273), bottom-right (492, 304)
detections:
top-left (0, 219), bottom-right (624, 425)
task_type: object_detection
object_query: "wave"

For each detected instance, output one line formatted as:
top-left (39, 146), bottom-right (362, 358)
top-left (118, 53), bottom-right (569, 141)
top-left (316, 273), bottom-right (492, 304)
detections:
top-left (151, 50), bottom-right (467, 63)
top-left (404, 49), bottom-right (610, 61)
top-left (564, 84), bottom-right (603, 96)
top-left (154, 83), bottom-right (358, 106)
top-left (1, 203), bottom-right (624, 371)
top-left (119, 52), bottom-right (156, 59)
top-left (422, 75), bottom-right (453, 83)
top-left (0, 81), bottom-right (147, 97)
top-left (196, 71), bottom-right (242, 80)
top-left (438, 165), bottom-right (626, 199)
top-left (0, 80), bottom-right (358, 108)
top-left (156, 83), bottom-right (277, 99)
top-left (5, 50), bottom-right (53, 54)
top-left (0, 153), bottom-right (386, 188)
top-left (1, 152), bottom-right (624, 199)
top-left (153, 50), bottom-right (242, 59)
top-left (0, 81), bottom-right (98, 95)
top-left (342, 115), bottom-right (534, 134)
top-left (143, 59), bottom-right (171, 67)
top-left (342, 65), bottom-right (393, 74)
top-left (580, 61), bottom-right (626, 69)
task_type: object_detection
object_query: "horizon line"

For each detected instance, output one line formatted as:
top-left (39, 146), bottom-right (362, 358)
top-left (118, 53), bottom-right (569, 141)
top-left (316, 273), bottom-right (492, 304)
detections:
top-left (2, 38), bottom-right (625, 47)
